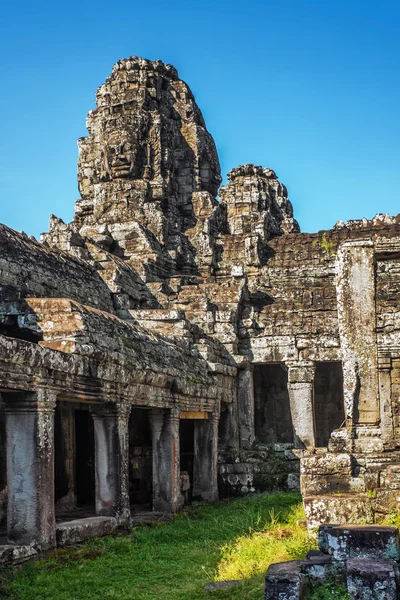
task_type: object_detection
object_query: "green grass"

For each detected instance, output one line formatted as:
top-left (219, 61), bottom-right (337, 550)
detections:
top-left (1, 493), bottom-right (316, 600)
top-left (307, 583), bottom-right (350, 599)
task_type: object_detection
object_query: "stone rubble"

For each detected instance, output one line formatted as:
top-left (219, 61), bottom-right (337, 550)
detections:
top-left (265, 525), bottom-right (400, 600)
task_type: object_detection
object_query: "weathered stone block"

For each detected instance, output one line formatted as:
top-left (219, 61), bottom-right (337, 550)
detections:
top-left (0, 544), bottom-right (38, 565)
top-left (203, 580), bottom-right (240, 592)
top-left (302, 550), bottom-right (346, 586)
top-left (304, 496), bottom-right (374, 530)
top-left (265, 561), bottom-right (307, 600)
top-left (346, 558), bottom-right (400, 600)
top-left (318, 525), bottom-right (400, 561)
top-left (56, 516), bottom-right (117, 547)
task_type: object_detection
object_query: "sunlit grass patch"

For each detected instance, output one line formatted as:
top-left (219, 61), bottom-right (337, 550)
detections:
top-left (216, 502), bottom-right (315, 581)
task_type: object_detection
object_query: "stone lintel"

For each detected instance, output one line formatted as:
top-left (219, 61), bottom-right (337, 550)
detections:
top-left (180, 410), bottom-right (209, 420)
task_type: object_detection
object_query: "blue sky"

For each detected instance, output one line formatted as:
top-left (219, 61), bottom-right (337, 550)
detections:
top-left (0, 0), bottom-right (399, 238)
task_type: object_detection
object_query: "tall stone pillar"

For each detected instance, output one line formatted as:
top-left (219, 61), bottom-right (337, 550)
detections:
top-left (378, 357), bottom-right (394, 447)
top-left (55, 401), bottom-right (76, 510)
top-left (237, 364), bottom-right (255, 449)
top-left (336, 240), bottom-right (379, 424)
top-left (149, 408), bottom-right (180, 513)
top-left (92, 403), bottom-right (131, 524)
top-left (4, 389), bottom-right (56, 549)
top-left (193, 409), bottom-right (219, 502)
top-left (219, 401), bottom-right (239, 451)
top-left (287, 361), bottom-right (316, 449)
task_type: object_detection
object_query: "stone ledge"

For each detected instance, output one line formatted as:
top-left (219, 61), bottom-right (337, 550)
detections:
top-left (0, 544), bottom-right (37, 564)
top-left (56, 516), bottom-right (118, 547)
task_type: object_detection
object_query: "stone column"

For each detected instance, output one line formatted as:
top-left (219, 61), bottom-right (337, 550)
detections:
top-left (219, 401), bottom-right (239, 451)
top-left (193, 409), bottom-right (219, 502)
top-left (3, 389), bottom-right (56, 549)
top-left (336, 240), bottom-right (379, 424)
top-left (92, 403), bottom-right (131, 524)
top-left (55, 402), bottom-right (76, 511)
top-left (287, 361), bottom-right (316, 449)
top-left (237, 364), bottom-right (255, 449)
top-left (378, 357), bottom-right (394, 447)
top-left (149, 408), bottom-right (180, 513)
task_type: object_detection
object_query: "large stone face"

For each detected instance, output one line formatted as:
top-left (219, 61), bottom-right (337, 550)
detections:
top-left (73, 57), bottom-right (222, 270)
top-left (220, 164), bottom-right (299, 241)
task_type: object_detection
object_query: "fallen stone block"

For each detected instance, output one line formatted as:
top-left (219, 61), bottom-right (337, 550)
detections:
top-left (319, 524), bottom-right (400, 560)
top-left (265, 560), bottom-right (307, 600)
top-left (346, 557), bottom-right (400, 599)
top-left (203, 580), bottom-right (240, 592)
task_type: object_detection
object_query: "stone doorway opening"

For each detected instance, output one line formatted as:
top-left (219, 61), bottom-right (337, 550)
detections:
top-left (54, 403), bottom-right (95, 521)
top-left (179, 419), bottom-right (194, 503)
top-left (314, 362), bottom-right (345, 447)
top-left (75, 409), bottom-right (95, 508)
top-left (253, 364), bottom-right (294, 445)
top-left (129, 408), bottom-right (152, 511)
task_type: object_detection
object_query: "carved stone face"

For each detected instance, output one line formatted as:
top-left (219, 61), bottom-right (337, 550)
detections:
top-left (103, 134), bottom-right (138, 180)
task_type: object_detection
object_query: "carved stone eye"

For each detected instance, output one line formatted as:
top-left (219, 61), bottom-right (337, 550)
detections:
top-left (122, 143), bottom-right (134, 153)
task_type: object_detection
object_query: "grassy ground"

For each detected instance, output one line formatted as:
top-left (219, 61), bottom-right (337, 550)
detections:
top-left (0, 493), bottom-right (318, 600)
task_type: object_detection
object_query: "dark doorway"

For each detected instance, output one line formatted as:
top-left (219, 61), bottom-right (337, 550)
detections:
top-left (54, 403), bottom-right (69, 505)
top-left (129, 408), bottom-right (152, 507)
top-left (218, 403), bottom-right (233, 450)
top-left (253, 364), bottom-right (293, 444)
top-left (314, 362), bottom-right (345, 447)
top-left (75, 409), bottom-right (95, 506)
top-left (179, 419), bottom-right (194, 502)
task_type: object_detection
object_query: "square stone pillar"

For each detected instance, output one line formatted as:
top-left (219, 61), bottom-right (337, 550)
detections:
top-left (149, 408), bottom-right (181, 513)
top-left (3, 389), bottom-right (56, 549)
top-left (287, 361), bottom-right (316, 449)
top-left (92, 403), bottom-right (131, 524)
top-left (237, 365), bottom-right (255, 449)
top-left (336, 240), bottom-right (379, 424)
top-left (55, 401), bottom-right (76, 511)
top-left (219, 401), bottom-right (239, 451)
top-left (193, 409), bottom-right (219, 502)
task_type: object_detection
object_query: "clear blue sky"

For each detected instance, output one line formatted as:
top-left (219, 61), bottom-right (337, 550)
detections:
top-left (1, 0), bottom-right (399, 238)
